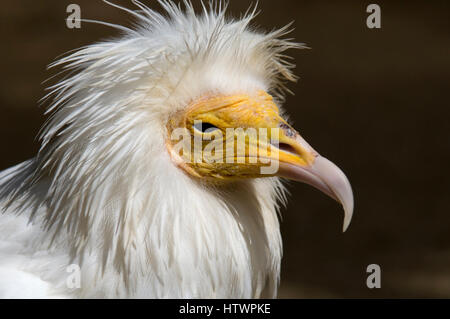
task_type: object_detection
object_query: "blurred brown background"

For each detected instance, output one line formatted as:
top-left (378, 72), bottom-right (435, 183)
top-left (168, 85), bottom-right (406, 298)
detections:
top-left (0, 0), bottom-right (449, 298)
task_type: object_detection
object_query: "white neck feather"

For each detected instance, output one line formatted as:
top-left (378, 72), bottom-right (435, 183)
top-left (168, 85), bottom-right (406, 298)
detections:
top-left (1, 142), bottom-right (286, 298)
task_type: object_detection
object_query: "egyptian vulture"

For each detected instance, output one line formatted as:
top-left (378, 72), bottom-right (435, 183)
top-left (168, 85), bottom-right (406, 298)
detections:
top-left (0, 1), bottom-right (353, 298)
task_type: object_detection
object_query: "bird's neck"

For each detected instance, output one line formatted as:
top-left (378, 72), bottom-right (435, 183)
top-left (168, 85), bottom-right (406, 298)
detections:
top-left (3, 155), bottom-right (285, 298)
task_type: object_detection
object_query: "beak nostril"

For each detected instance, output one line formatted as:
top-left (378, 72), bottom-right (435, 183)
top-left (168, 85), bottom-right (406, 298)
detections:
top-left (275, 142), bottom-right (298, 155)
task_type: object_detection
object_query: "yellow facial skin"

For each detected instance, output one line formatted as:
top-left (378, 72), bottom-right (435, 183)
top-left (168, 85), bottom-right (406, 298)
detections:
top-left (166, 90), bottom-right (354, 231)
top-left (166, 90), bottom-right (316, 182)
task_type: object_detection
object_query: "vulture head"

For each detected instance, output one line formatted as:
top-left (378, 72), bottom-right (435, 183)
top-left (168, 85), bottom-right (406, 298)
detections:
top-left (1, 1), bottom-right (353, 298)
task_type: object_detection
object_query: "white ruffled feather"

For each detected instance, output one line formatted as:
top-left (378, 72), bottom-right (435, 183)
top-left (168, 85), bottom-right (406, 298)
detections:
top-left (0, 1), bottom-right (302, 298)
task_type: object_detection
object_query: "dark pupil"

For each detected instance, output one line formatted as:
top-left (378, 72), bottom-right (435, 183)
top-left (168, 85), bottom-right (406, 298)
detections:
top-left (194, 122), bottom-right (218, 133)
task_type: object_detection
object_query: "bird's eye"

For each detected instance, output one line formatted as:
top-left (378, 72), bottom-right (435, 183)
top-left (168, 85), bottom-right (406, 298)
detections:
top-left (193, 122), bottom-right (220, 133)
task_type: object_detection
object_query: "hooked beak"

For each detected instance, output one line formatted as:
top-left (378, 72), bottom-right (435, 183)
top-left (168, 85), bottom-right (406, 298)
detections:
top-left (274, 130), bottom-right (354, 232)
